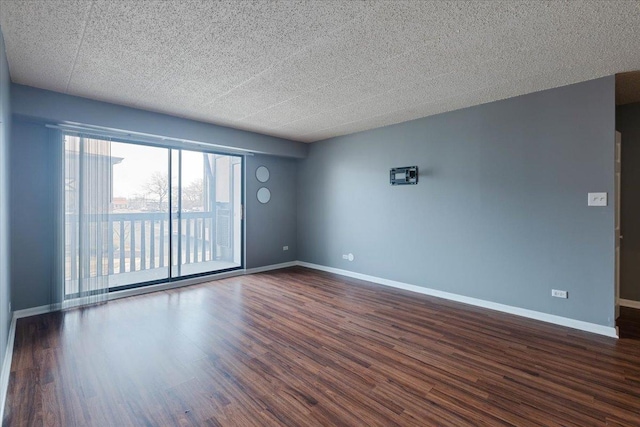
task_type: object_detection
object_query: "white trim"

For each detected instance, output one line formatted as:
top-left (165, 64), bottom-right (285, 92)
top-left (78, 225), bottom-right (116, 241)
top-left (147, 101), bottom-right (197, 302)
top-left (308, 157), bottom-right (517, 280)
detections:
top-left (0, 315), bottom-right (17, 423)
top-left (298, 262), bottom-right (619, 338)
top-left (13, 304), bottom-right (57, 319)
top-left (619, 298), bottom-right (640, 310)
top-left (245, 261), bottom-right (297, 274)
top-left (63, 297), bottom-right (102, 310)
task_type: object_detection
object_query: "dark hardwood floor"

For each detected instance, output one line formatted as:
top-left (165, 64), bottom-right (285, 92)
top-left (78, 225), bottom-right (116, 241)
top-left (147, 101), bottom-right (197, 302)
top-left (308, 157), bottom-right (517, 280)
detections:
top-left (4, 266), bottom-right (640, 426)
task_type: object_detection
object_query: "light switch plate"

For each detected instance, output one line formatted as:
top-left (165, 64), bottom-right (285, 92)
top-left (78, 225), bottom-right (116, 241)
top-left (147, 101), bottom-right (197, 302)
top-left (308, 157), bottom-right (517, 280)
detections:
top-left (588, 192), bottom-right (607, 207)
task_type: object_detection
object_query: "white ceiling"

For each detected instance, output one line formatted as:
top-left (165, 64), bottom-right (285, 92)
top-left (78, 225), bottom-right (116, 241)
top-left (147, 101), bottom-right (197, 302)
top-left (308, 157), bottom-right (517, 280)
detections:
top-left (1, 1), bottom-right (640, 143)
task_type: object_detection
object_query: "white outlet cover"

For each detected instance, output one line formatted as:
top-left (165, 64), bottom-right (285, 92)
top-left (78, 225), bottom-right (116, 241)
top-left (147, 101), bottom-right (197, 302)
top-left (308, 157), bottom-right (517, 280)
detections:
top-left (587, 192), bottom-right (607, 206)
top-left (552, 289), bottom-right (568, 298)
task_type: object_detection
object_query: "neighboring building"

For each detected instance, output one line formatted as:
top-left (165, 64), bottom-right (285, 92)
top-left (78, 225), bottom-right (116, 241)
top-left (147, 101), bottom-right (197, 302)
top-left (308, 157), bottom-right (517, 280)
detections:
top-left (112, 197), bottom-right (128, 210)
top-left (64, 136), bottom-right (123, 214)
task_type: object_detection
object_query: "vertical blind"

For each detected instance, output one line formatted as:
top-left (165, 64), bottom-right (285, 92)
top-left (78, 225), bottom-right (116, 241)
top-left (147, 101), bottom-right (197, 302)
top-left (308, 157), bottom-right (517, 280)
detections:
top-left (64, 134), bottom-right (111, 305)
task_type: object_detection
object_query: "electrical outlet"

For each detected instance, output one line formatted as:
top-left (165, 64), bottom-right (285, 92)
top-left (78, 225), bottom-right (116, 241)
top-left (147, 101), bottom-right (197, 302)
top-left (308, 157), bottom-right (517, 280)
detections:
top-left (587, 192), bottom-right (607, 206)
top-left (283, 246), bottom-right (289, 251)
top-left (552, 289), bottom-right (568, 298)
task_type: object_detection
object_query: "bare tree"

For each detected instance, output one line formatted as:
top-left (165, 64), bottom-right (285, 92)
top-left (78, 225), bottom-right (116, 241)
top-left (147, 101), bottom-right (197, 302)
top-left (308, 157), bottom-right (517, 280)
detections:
top-left (143, 172), bottom-right (169, 211)
top-left (183, 179), bottom-right (203, 210)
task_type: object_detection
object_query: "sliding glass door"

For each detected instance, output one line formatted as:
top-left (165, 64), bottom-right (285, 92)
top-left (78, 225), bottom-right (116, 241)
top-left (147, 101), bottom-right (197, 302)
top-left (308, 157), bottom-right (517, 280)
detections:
top-left (64, 134), bottom-right (243, 298)
top-left (174, 150), bottom-right (242, 277)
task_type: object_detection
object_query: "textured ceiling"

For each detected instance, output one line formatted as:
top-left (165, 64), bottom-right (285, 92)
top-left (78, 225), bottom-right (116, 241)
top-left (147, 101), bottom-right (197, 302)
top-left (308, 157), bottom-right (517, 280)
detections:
top-left (1, 1), bottom-right (640, 143)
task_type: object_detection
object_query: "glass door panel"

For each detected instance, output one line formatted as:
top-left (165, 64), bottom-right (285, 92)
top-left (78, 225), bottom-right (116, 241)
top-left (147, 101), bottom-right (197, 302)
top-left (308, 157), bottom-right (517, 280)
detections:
top-left (178, 150), bottom-right (242, 276)
top-left (108, 141), bottom-right (171, 288)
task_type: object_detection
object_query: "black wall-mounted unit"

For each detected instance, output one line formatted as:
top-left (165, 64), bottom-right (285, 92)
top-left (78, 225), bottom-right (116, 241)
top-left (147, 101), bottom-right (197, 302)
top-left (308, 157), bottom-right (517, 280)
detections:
top-left (390, 166), bottom-right (418, 185)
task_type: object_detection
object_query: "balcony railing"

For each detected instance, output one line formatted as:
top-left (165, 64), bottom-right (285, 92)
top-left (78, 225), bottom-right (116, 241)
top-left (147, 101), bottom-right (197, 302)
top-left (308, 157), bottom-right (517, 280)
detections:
top-left (65, 210), bottom-right (236, 291)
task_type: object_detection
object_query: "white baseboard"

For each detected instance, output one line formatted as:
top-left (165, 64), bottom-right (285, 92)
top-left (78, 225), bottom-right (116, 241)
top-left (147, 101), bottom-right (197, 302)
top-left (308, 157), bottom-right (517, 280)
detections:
top-left (245, 261), bottom-right (298, 274)
top-left (7, 260), bottom-right (620, 346)
top-left (13, 304), bottom-right (56, 319)
top-left (0, 314), bottom-right (17, 423)
top-left (298, 262), bottom-right (618, 339)
top-left (619, 298), bottom-right (640, 310)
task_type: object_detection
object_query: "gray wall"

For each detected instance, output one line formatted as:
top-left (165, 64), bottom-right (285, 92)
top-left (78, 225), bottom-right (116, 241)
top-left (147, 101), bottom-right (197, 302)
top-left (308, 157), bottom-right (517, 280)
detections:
top-left (11, 84), bottom-right (307, 159)
top-left (246, 155), bottom-right (297, 269)
top-left (10, 88), bottom-right (303, 311)
top-left (617, 102), bottom-right (640, 301)
top-left (10, 121), bottom-right (58, 311)
top-left (298, 76), bottom-right (616, 327)
top-left (0, 24), bottom-right (11, 375)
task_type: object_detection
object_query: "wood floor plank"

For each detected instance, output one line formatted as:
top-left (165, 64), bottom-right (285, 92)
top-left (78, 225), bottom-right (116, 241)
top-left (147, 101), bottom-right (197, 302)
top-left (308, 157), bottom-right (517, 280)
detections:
top-left (4, 266), bottom-right (640, 426)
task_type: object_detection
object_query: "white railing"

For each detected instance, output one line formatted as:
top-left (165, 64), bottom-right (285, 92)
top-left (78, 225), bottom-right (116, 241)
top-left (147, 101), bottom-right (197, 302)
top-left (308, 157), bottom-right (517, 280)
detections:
top-left (65, 210), bottom-right (233, 284)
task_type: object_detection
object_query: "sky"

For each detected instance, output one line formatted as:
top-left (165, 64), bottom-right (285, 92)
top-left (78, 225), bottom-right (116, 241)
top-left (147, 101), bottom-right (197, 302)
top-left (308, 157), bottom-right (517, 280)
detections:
top-left (111, 141), bottom-right (202, 199)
